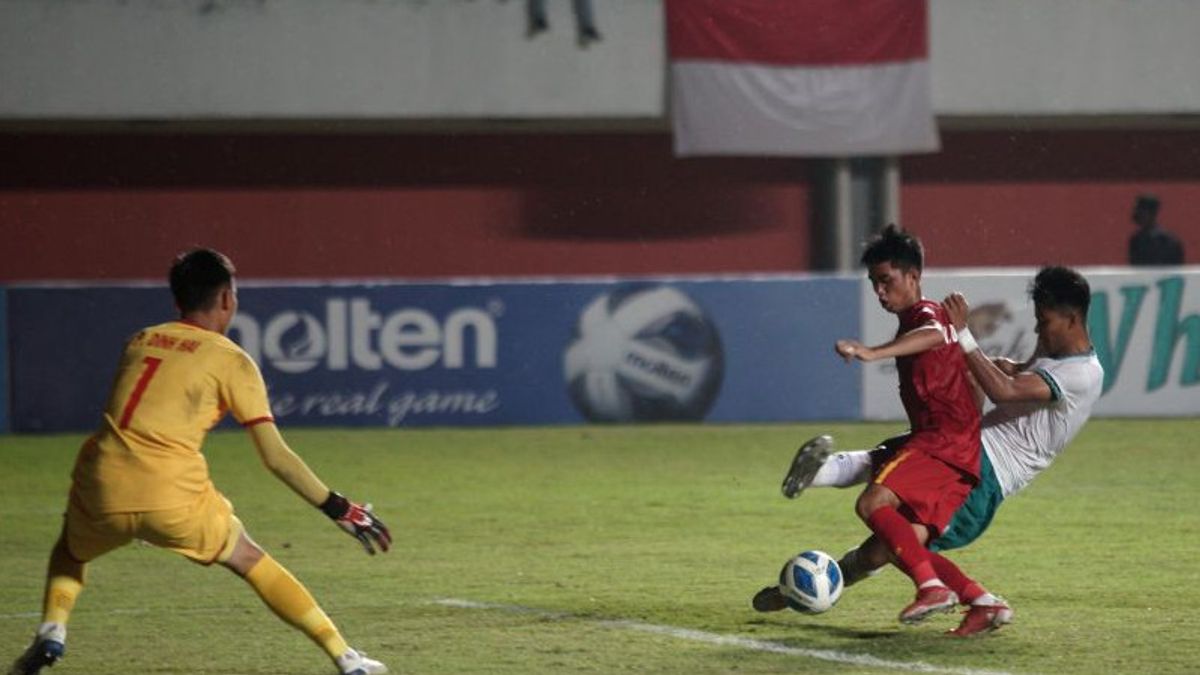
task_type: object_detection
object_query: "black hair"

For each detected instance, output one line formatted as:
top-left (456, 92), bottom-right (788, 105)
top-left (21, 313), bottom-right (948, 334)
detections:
top-left (1135, 193), bottom-right (1160, 214)
top-left (169, 248), bottom-right (235, 313)
top-left (861, 223), bottom-right (924, 272)
top-left (1030, 266), bottom-right (1090, 320)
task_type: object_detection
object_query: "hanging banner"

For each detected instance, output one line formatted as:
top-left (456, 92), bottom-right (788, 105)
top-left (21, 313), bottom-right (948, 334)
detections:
top-left (666, 0), bottom-right (939, 157)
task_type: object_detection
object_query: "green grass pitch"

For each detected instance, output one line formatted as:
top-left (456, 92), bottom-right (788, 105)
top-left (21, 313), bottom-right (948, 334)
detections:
top-left (2, 419), bottom-right (1198, 674)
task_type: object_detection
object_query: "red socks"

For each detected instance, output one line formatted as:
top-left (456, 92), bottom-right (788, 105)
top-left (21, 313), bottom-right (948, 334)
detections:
top-left (929, 552), bottom-right (985, 604)
top-left (866, 506), bottom-right (986, 602)
top-left (866, 506), bottom-right (938, 586)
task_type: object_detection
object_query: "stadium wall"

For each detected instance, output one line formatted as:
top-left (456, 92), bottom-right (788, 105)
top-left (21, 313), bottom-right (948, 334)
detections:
top-left (0, 286), bottom-right (7, 432)
top-left (5, 269), bottom-right (1197, 433)
top-left (0, 132), bottom-right (814, 281)
top-left (1, 129), bottom-right (1197, 282)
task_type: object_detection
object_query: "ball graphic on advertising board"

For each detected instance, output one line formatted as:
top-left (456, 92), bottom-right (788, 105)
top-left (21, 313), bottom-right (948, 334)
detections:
top-left (563, 284), bottom-right (723, 422)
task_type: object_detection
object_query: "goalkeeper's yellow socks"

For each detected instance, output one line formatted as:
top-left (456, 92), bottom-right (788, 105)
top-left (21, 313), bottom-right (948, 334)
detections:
top-left (243, 553), bottom-right (349, 660)
top-left (41, 540), bottom-right (84, 630)
top-left (18, 540), bottom-right (81, 671)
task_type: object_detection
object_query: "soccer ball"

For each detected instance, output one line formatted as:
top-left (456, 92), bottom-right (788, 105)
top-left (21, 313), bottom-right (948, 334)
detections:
top-left (778, 550), bottom-right (844, 614)
top-left (563, 284), bottom-right (723, 422)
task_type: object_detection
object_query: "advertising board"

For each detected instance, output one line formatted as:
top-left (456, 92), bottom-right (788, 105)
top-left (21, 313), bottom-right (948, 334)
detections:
top-left (8, 277), bottom-right (860, 431)
top-left (861, 268), bottom-right (1200, 419)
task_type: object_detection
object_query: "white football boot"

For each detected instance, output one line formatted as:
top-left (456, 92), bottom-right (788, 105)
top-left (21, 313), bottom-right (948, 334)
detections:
top-left (335, 647), bottom-right (388, 675)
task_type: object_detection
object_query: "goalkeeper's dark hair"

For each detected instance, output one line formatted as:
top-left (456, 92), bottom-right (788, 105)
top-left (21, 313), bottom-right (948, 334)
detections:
top-left (1030, 266), bottom-right (1090, 320)
top-left (169, 248), bottom-right (236, 313)
top-left (861, 223), bottom-right (924, 272)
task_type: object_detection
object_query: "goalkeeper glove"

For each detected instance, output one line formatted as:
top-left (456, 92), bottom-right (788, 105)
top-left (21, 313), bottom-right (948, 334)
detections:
top-left (320, 491), bottom-right (392, 555)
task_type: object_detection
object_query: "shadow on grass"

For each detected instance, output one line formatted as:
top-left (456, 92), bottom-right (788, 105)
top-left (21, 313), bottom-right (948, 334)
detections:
top-left (745, 617), bottom-right (897, 641)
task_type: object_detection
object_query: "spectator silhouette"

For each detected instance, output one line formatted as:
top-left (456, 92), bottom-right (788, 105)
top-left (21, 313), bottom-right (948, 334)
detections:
top-left (527, 0), bottom-right (601, 47)
top-left (1128, 194), bottom-right (1184, 266)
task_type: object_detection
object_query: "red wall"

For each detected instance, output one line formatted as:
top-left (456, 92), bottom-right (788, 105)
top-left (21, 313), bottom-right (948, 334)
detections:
top-left (1, 129), bottom-right (1197, 281)
top-left (0, 133), bottom-right (813, 281)
top-left (902, 130), bottom-right (1200, 267)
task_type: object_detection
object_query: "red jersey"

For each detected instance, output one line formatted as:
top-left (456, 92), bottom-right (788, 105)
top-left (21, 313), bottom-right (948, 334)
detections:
top-left (893, 299), bottom-right (981, 480)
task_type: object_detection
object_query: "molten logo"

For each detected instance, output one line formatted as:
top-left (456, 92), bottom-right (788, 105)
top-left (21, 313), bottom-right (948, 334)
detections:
top-left (230, 298), bottom-right (498, 374)
top-left (624, 351), bottom-right (693, 387)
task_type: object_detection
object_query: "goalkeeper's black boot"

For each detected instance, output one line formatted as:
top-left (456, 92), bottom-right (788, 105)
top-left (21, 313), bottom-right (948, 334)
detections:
top-left (9, 636), bottom-right (64, 675)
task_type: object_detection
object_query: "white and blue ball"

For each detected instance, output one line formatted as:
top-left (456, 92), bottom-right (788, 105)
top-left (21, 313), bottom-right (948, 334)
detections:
top-left (779, 550), bottom-right (844, 614)
top-left (563, 284), bottom-right (723, 422)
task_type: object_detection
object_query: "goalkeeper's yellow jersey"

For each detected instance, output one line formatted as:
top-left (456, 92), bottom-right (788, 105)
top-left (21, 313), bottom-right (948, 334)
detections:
top-left (71, 320), bottom-right (274, 513)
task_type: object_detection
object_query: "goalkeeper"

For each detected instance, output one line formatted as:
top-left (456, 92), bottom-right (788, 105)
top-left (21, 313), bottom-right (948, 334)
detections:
top-left (10, 248), bottom-right (391, 675)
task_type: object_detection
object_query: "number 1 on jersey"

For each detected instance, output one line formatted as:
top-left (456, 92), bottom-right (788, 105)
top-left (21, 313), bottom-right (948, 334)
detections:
top-left (118, 356), bottom-right (163, 429)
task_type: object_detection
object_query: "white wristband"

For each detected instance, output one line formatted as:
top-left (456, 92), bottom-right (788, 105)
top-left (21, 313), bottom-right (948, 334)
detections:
top-left (957, 327), bottom-right (979, 354)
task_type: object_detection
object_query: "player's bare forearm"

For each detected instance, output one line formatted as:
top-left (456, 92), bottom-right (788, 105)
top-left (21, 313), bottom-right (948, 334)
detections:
top-left (835, 326), bottom-right (943, 363)
top-left (946, 290), bottom-right (1053, 403)
top-left (964, 350), bottom-right (1054, 403)
top-left (248, 422), bottom-right (331, 507)
top-left (993, 357), bottom-right (1023, 376)
top-left (866, 326), bottom-right (943, 362)
top-left (835, 339), bottom-right (870, 362)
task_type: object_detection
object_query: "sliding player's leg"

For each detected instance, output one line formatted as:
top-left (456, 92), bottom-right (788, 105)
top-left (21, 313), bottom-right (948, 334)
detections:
top-left (754, 436), bottom-right (910, 613)
top-left (757, 446), bottom-right (1009, 631)
top-left (783, 434), bottom-right (910, 498)
top-left (837, 534), bottom-right (888, 586)
top-left (751, 496), bottom-right (936, 615)
top-left (781, 435), bottom-right (835, 498)
top-left (751, 533), bottom-right (886, 613)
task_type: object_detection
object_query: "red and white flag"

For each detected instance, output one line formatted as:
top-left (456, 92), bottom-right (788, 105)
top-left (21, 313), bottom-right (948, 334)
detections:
top-left (667, 0), bottom-right (939, 157)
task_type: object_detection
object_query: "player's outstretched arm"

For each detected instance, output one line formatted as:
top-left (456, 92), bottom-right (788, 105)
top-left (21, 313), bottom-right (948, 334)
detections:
top-left (247, 422), bottom-right (392, 554)
top-left (835, 324), bottom-right (944, 363)
top-left (945, 293), bottom-right (1054, 404)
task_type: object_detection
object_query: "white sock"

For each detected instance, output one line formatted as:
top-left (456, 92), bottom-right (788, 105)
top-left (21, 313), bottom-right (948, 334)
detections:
top-left (972, 593), bottom-right (1001, 606)
top-left (810, 451), bottom-right (872, 488)
top-left (919, 579), bottom-right (948, 590)
top-left (36, 622), bottom-right (65, 643)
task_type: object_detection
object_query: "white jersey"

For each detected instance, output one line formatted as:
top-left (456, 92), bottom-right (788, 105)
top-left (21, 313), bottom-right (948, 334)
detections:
top-left (981, 350), bottom-right (1104, 498)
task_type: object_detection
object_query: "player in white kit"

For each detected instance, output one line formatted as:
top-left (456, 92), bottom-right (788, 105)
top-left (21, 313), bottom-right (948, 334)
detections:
top-left (761, 266), bottom-right (1103, 637)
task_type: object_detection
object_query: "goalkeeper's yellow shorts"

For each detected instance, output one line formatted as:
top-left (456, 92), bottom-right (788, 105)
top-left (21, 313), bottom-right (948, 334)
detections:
top-left (64, 485), bottom-right (237, 565)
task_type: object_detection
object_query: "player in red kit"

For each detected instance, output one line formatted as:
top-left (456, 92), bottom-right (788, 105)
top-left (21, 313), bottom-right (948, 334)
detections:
top-left (834, 225), bottom-right (981, 623)
top-left (759, 224), bottom-right (986, 626)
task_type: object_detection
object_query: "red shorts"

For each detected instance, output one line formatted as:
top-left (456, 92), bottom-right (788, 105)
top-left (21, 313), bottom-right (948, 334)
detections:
top-left (871, 446), bottom-right (975, 536)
